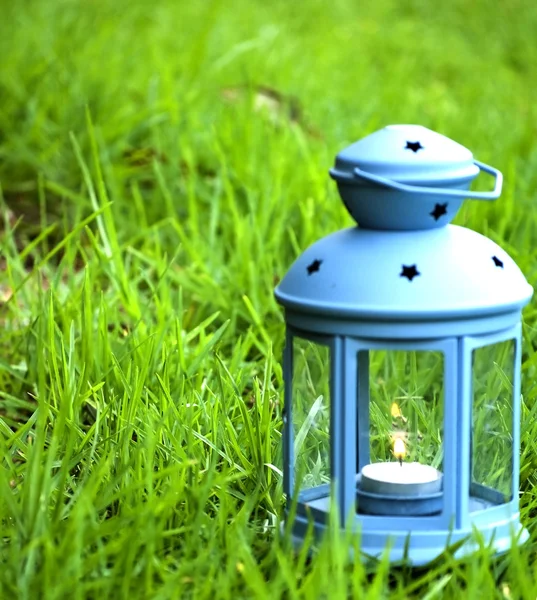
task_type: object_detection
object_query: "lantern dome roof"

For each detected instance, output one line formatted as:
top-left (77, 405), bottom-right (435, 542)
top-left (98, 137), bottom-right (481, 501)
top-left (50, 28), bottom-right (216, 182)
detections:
top-left (274, 225), bottom-right (532, 320)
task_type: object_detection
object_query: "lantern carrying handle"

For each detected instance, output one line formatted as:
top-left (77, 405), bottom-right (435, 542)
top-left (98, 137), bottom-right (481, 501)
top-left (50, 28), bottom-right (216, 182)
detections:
top-left (352, 160), bottom-right (502, 200)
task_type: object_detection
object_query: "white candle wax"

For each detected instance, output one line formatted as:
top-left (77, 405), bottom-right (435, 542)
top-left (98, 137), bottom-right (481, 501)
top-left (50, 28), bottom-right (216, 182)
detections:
top-left (361, 462), bottom-right (442, 496)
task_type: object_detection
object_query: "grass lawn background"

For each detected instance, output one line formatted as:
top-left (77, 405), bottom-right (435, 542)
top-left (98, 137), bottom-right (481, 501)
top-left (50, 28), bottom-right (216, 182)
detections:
top-left (2, 0), bottom-right (537, 597)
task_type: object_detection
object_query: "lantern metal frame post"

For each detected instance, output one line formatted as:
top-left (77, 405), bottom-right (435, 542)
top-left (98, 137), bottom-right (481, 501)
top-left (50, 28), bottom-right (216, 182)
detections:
top-left (333, 335), bottom-right (356, 524)
top-left (355, 349), bottom-right (370, 473)
top-left (282, 329), bottom-right (293, 502)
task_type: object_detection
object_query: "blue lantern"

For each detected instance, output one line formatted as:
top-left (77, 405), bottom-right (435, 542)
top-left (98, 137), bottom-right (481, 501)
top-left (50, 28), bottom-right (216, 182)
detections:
top-left (274, 125), bottom-right (533, 565)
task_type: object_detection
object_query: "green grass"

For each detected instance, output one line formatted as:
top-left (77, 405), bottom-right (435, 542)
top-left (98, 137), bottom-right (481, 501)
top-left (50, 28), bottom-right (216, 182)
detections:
top-left (2, 0), bottom-right (537, 597)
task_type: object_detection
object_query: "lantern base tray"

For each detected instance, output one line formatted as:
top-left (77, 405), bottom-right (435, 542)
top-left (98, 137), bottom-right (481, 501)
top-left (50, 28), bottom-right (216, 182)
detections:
top-left (302, 489), bottom-right (507, 519)
top-left (286, 509), bottom-right (529, 566)
top-left (302, 490), bottom-right (499, 515)
top-left (291, 483), bottom-right (527, 565)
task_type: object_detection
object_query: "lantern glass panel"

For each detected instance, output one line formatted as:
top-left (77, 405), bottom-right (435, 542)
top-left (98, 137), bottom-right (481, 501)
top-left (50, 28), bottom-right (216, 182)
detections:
top-left (368, 350), bottom-right (444, 473)
top-left (292, 338), bottom-right (330, 492)
top-left (471, 340), bottom-right (515, 508)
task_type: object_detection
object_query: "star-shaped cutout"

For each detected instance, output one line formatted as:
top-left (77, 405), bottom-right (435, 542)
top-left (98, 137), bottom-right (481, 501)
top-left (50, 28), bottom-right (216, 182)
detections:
top-left (405, 141), bottom-right (424, 153)
top-left (492, 256), bottom-right (504, 268)
top-left (307, 259), bottom-right (323, 275)
top-left (400, 264), bottom-right (420, 281)
top-left (430, 202), bottom-right (448, 221)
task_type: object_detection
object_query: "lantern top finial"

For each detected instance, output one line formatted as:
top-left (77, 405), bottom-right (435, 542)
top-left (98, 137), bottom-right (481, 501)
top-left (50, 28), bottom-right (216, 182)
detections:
top-left (329, 125), bottom-right (502, 230)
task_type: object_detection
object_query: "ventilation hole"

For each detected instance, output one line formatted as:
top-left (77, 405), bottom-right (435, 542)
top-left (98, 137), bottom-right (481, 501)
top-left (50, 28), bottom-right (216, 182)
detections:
top-left (307, 259), bottom-right (323, 275)
top-left (430, 202), bottom-right (448, 221)
top-left (405, 141), bottom-right (424, 153)
top-left (400, 264), bottom-right (420, 281)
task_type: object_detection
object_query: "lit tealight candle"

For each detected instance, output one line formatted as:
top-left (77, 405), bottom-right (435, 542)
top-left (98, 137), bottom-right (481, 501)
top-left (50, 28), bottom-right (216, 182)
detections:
top-left (361, 438), bottom-right (442, 496)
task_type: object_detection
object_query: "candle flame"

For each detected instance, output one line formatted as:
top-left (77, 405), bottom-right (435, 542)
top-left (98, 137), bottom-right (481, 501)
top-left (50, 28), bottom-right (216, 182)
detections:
top-left (393, 437), bottom-right (406, 460)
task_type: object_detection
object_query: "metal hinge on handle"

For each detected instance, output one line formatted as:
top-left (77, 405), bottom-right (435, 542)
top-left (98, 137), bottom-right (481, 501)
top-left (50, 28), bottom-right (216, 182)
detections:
top-left (352, 160), bottom-right (503, 200)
